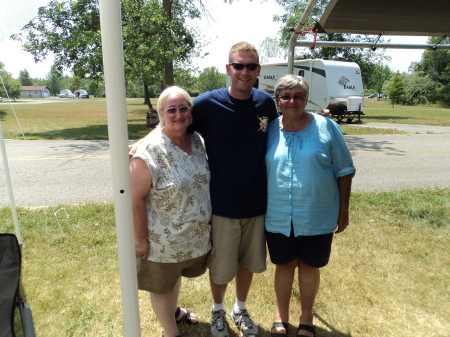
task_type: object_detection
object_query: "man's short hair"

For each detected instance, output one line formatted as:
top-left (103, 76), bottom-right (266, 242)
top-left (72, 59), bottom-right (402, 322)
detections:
top-left (228, 41), bottom-right (259, 63)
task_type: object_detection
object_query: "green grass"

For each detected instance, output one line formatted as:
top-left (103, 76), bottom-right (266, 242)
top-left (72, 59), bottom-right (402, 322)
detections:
top-left (340, 99), bottom-right (450, 135)
top-left (360, 98), bottom-right (450, 126)
top-left (0, 98), bottom-right (154, 140)
top-left (1, 188), bottom-right (449, 336)
top-left (1, 97), bottom-right (449, 140)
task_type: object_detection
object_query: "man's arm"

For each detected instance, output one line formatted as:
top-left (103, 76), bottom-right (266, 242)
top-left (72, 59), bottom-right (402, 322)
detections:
top-left (130, 158), bottom-right (152, 259)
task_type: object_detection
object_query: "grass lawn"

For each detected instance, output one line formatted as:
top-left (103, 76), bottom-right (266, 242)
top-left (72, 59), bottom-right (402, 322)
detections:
top-left (0, 97), bottom-right (449, 140)
top-left (1, 188), bottom-right (449, 336)
top-left (341, 98), bottom-right (450, 135)
top-left (0, 98), bottom-right (154, 140)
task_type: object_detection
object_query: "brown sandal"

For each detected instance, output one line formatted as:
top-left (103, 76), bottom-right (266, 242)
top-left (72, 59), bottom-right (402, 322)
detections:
top-left (271, 321), bottom-right (288, 336)
top-left (175, 307), bottom-right (198, 325)
top-left (297, 324), bottom-right (315, 337)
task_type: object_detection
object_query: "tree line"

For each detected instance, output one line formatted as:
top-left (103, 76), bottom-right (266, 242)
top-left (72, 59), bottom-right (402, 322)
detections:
top-left (0, 62), bottom-right (226, 101)
top-left (1, 0), bottom-right (449, 108)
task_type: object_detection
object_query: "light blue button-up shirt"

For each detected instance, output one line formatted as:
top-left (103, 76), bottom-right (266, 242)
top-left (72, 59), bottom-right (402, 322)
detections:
top-left (265, 113), bottom-right (355, 236)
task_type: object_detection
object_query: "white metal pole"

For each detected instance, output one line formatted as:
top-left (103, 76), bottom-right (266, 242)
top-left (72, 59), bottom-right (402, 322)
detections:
top-left (295, 41), bottom-right (450, 50)
top-left (0, 120), bottom-right (23, 246)
top-left (288, 0), bottom-right (319, 74)
top-left (98, 0), bottom-right (141, 336)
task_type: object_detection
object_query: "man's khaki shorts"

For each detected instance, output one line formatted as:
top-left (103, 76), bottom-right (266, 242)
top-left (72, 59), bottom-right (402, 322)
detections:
top-left (136, 254), bottom-right (208, 294)
top-left (208, 214), bottom-right (266, 284)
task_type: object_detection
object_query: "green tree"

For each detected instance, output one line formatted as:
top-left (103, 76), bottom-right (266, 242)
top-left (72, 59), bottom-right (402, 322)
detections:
top-left (174, 67), bottom-right (199, 96)
top-left (19, 69), bottom-right (33, 86)
top-left (436, 63), bottom-right (450, 106)
top-left (87, 78), bottom-right (105, 97)
top-left (125, 79), bottom-right (145, 98)
top-left (370, 64), bottom-right (392, 98)
top-left (196, 67), bottom-right (226, 94)
top-left (399, 72), bottom-right (439, 105)
top-left (259, 37), bottom-right (286, 64)
top-left (0, 69), bottom-right (21, 101)
top-left (385, 72), bottom-right (405, 107)
top-left (121, 0), bottom-right (203, 107)
top-left (273, 0), bottom-right (391, 88)
top-left (413, 37), bottom-right (450, 106)
top-left (46, 65), bottom-right (63, 96)
top-left (13, 1), bottom-right (102, 79)
top-left (71, 76), bottom-right (83, 92)
top-left (59, 76), bottom-right (72, 92)
top-left (13, 0), bottom-right (205, 109)
top-left (414, 37), bottom-right (450, 83)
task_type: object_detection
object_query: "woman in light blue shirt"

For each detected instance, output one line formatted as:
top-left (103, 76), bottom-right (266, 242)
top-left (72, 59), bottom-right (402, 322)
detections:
top-left (266, 75), bottom-right (355, 337)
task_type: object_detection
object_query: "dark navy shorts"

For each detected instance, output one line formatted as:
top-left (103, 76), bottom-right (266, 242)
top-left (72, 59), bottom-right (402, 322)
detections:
top-left (266, 226), bottom-right (334, 268)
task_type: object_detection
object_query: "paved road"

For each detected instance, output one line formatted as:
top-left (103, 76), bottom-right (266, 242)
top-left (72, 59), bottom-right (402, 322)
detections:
top-left (1, 140), bottom-right (113, 207)
top-left (351, 122), bottom-right (450, 134)
top-left (1, 126), bottom-right (450, 207)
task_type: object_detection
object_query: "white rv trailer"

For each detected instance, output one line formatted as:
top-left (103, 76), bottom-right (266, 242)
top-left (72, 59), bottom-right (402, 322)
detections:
top-left (257, 59), bottom-right (365, 123)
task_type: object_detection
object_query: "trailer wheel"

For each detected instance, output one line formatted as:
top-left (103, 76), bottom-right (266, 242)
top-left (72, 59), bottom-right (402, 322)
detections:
top-left (335, 114), bottom-right (345, 123)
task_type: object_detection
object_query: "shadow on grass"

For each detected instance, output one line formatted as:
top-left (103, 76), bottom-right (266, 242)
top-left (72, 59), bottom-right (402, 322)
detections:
top-left (344, 135), bottom-right (405, 156)
top-left (314, 314), bottom-right (352, 337)
top-left (180, 319), bottom-right (352, 336)
top-left (362, 116), bottom-right (409, 121)
top-left (19, 123), bottom-right (150, 140)
top-left (126, 101), bottom-right (156, 106)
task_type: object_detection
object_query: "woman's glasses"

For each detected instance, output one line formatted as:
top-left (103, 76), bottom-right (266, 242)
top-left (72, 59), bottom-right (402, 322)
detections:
top-left (279, 94), bottom-right (306, 101)
top-left (164, 106), bottom-right (191, 114)
top-left (229, 63), bottom-right (260, 71)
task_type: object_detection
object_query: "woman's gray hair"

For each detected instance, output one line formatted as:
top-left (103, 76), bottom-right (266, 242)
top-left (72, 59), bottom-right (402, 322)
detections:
top-left (274, 74), bottom-right (309, 98)
top-left (156, 86), bottom-right (193, 128)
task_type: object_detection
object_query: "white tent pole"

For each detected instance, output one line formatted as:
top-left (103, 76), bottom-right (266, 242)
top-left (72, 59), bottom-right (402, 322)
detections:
top-left (295, 41), bottom-right (450, 49)
top-left (98, 0), bottom-right (141, 336)
top-left (0, 120), bottom-right (23, 246)
top-left (287, 0), bottom-right (319, 74)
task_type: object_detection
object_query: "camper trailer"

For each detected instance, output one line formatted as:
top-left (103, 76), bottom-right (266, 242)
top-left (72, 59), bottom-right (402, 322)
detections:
top-left (256, 59), bottom-right (365, 123)
top-left (74, 89), bottom-right (89, 98)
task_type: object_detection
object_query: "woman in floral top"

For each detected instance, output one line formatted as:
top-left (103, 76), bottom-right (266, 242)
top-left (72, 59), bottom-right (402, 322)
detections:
top-left (130, 86), bottom-right (211, 337)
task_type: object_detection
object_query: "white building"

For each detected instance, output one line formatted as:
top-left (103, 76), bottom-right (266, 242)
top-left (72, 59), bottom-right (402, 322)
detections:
top-left (19, 86), bottom-right (51, 98)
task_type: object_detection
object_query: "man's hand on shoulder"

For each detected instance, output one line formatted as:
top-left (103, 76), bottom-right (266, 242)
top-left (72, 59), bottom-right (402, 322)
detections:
top-left (129, 142), bottom-right (139, 157)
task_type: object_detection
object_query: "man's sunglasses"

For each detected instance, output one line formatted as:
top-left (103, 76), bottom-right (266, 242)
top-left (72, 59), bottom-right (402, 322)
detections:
top-left (229, 63), bottom-right (260, 71)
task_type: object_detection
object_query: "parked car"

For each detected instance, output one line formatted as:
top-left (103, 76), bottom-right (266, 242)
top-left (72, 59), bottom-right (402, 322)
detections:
top-left (59, 89), bottom-right (74, 98)
top-left (368, 93), bottom-right (377, 98)
top-left (0, 96), bottom-right (3, 102)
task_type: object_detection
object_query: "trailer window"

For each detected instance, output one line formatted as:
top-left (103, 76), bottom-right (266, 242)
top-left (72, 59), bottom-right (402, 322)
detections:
top-left (298, 70), bottom-right (304, 77)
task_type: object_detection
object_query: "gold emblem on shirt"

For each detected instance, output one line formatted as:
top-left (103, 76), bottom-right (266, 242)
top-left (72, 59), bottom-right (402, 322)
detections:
top-left (257, 116), bottom-right (269, 132)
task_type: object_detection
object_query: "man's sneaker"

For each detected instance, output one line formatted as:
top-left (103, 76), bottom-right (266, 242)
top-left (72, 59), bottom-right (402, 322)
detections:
top-left (230, 309), bottom-right (258, 336)
top-left (211, 310), bottom-right (229, 337)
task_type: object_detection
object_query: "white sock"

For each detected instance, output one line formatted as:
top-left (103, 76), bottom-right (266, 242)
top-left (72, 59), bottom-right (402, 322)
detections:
top-left (233, 299), bottom-right (246, 313)
top-left (212, 302), bottom-right (226, 312)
